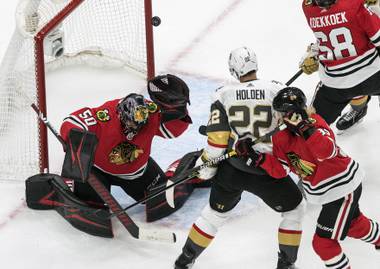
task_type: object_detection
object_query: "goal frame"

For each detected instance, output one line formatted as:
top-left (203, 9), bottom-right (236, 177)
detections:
top-left (33, 0), bottom-right (155, 173)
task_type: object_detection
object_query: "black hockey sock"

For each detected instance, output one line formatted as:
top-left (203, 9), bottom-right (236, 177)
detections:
top-left (175, 237), bottom-right (207, 268)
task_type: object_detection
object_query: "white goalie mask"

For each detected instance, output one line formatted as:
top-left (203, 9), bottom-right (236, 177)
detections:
top-left (228, 47), bottom-right (258, 80)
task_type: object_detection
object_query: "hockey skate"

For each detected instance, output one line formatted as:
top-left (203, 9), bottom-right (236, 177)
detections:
top-left (174, 248), bottom-right (196, 269)
top-left (336, 105), bottom-right (368, 133)
top-left (276, 251), bottom-right (298, 269)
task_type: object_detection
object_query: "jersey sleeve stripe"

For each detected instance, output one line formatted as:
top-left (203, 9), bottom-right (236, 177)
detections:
top-left (206, 131), bottom-right (230, 148)
top-left (207, 140), bottom-right (228, 148)
top-left (63, 115), bottom-right (88, 131)
top-left (370, 29), bottom-right (380, 45)
top-left (159, 122), bottom-right (175, 139)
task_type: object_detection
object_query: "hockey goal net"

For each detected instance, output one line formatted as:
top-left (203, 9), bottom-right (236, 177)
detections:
top-left (0, 0), bottom-right (155, 181)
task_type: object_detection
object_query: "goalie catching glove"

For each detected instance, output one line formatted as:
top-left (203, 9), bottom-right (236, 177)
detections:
top-left (299, 43), bottom-right (319, 75)
top-left (148, 74), bottom-right (191, 122)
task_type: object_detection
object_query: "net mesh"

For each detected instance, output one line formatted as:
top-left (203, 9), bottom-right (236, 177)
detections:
top-left (0, 0), bottom-right (149, 180)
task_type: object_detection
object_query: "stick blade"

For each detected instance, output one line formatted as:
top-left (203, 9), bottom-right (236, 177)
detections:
top-left (165, 179), bottom-right (175, 208)
top-left (139, 229), bottom-right (177, 243)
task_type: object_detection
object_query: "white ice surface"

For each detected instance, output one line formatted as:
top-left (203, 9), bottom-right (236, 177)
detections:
top-left (1, 1), bottom-right (380, 268)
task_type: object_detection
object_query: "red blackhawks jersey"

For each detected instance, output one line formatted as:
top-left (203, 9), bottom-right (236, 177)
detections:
top-left (60, 98), bottom-right (189, 180)
top-left (261, 114), bottom-right (363, 204)
top-left (303, 0), bottom-right (380, 88)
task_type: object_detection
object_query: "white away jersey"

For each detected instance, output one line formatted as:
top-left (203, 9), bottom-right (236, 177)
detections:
top-left (207, 79), bottom-right (283, 154)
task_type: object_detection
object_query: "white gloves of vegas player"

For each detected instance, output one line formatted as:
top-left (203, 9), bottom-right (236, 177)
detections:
top-left (299, 43), bottom-right (319, 75)
top-left (194, 151), bottom-right (218, 180)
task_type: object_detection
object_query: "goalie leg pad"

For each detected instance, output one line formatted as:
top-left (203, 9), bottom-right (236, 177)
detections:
top-left (26, 173), bottom-right (113, 238)
top-left (26, 173), bottom-right (56, 210)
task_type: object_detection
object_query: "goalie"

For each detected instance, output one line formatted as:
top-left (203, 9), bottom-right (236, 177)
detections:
top-left (25, 74), bottom-right (205, 237)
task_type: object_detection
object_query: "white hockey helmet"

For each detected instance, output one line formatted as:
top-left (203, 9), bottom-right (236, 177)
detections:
top-left (228, 47), bottom-right (258, 80)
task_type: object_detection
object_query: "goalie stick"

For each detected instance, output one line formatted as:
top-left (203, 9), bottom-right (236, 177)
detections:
top-left (107, 150), bottom-right (238, 218)
top-left (108, 123), bottom-right (287, 216)
top-left (30, 103), bottom-right (176, 243)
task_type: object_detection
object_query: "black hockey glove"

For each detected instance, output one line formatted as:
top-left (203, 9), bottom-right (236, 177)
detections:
top-left (284, 112), bottom-right (316, 140)
top-left (148, 74), bottom-right (191, 122)
top-left (235, 138), bottom-right (265, 167)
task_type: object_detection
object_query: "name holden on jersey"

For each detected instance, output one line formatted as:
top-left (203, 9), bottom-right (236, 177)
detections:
top-left (309, 12), bottom-right (348, 29)
top-left (236, 89), bottom-right (265, 101)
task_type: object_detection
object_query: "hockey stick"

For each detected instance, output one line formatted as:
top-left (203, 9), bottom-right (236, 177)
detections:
top-left (109, 123), bottom-right (287, 217)
top-left (107, 150), bottom-right (238, 218)
top-left (165, 123), bottom-right (287, 208)
top-left (30, 103), bottom-right (176, 243)
top-left (31, 103), bottom-right (67, 151)
top-left (285, 69), bottom-right (303, 86)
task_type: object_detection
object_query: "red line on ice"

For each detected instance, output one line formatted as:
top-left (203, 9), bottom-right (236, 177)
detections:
top-left (0, 201), bottom-right (26, 230)
top-left (167, 0), bottom-right (244, 71)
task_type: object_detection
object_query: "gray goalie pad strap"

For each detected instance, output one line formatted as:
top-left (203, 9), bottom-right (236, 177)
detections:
top-left (25, 173), bottom-right (113, 238)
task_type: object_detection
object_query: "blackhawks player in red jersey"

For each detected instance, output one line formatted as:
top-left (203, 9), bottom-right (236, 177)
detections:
top-left (59, 74), bottom-right (200, 222)
top-left (238, 86), bottom-right (380, 269)
top-left (300, 0), bottom-right (380, 132)
top-left (25, 74), bottom-right (205, 238)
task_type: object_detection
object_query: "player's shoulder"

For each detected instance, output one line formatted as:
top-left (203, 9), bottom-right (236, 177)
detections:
top-left (87, 98), bottom-right (120, 124)
top-left (351, 0), bottom-right (366, 7)
top-left (252, 79), bottom-right (284, 96)
top-left (272, 127), bottom-right (291, 146)
top-left (335, 0), bottom-right (365, 12)
top-left (212, 82), bottom-right (239, 100)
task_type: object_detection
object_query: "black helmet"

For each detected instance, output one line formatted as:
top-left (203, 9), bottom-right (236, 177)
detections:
top-left (272, 87), bottom-right (307, 113)
top-left (117, 93), bottom-right (149, 137)
top-left (314, 0), bottom-right (336, 8)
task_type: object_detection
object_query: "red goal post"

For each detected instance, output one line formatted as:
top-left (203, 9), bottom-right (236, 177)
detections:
top-left (0, 0), bottom-right (155, 180)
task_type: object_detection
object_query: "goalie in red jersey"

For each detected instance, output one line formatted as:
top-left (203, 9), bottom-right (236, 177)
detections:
top-left (237, 86), bottom-right (380, 269)
top-left (58, 74), bottom-right (203, 223)
top-left (25, 74), bottom-right (205, 238)
top-left (300, 0), bottom-right (380, 132)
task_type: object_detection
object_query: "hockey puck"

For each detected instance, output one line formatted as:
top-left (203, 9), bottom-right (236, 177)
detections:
top-left (151, 16), bottom-right (161, 27)
top-left (198, 125), bottom-right (207, 136)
